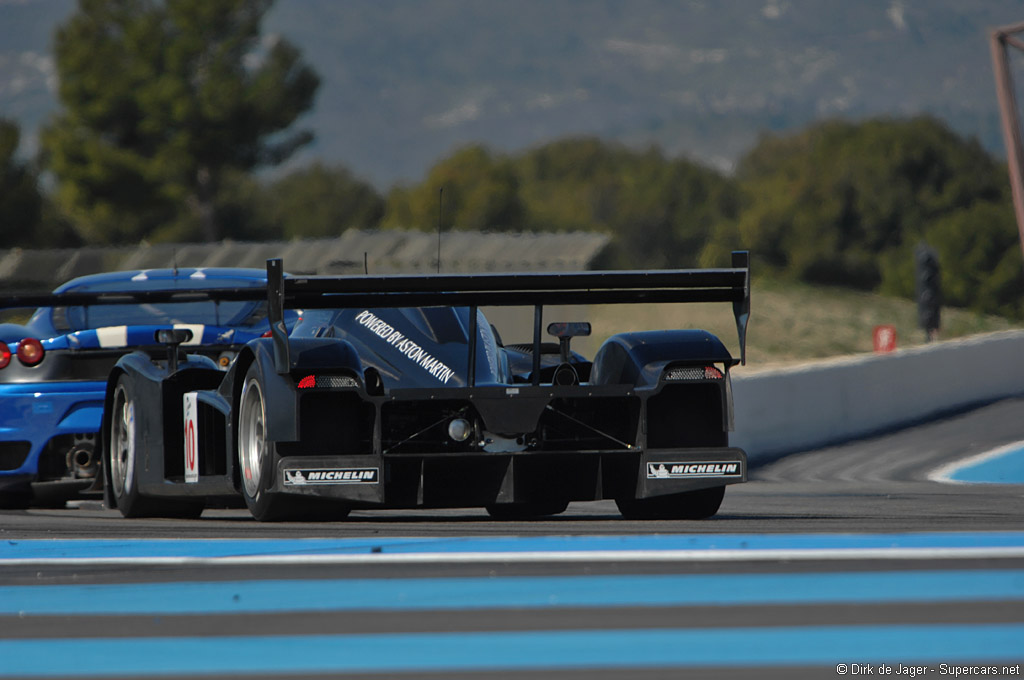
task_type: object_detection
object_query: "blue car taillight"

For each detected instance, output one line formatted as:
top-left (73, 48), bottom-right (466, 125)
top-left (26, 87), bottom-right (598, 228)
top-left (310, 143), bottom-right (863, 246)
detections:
top-left (16, 338), bottom-right (44, 367)
top-left (0, 341), bottom-right (10, 369)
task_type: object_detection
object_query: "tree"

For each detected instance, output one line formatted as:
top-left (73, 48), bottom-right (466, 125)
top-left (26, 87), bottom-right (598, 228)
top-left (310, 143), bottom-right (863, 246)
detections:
top-left (217, 163), bottom-right (384, 240)
top-left (0, 119), bottom-right (44, 247)
top-left (382, 145), bottom-right (524, 232)
top-left (919, 201), bottom-right (1022, 318)
top-left (0, 118), bottom-right (80, 249)
top-left (515, 138), bottom-right (738, 268)
top-left (708, 116), bottom-right (1010, 289)
top-left (382, 138), bottom-right (738, 269)
top-left (42, 0), bottom-right (319, 245)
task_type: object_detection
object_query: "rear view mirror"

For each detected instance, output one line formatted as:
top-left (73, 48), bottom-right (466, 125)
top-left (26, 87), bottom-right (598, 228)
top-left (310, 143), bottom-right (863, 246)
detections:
top-left (155, 328), bottom-right (194, 345)
top-left (546, 322), bottom-right (591, 339)
top-left (155, 328), bottom-right (194, 374)
top-left (546, 322), bottom-right (591, 365)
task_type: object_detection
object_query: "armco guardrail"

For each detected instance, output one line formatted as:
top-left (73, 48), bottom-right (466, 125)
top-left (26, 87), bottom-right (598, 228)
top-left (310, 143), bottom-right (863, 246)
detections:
top-left (731, 330), bottom-right (1024, 464)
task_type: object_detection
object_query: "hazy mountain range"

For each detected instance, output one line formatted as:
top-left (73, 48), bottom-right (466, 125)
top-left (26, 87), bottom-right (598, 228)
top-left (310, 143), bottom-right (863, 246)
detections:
top-left (2, 0), bottom-right (1024, 189)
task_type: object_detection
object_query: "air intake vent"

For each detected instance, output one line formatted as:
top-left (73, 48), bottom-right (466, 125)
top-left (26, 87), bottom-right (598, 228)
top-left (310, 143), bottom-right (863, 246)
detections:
top-left (664, 366), bottom-right (723, 382)
top-left (297, 375), bottom-right (359, 389)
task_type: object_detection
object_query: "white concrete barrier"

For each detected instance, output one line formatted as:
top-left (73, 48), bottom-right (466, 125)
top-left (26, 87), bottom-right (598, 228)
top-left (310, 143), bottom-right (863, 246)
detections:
top-left (730, 330), bottom-right (1024, 464)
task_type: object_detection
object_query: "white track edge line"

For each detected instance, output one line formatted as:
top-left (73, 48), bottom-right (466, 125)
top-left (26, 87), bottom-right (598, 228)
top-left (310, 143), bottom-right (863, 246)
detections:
top-left (4, 546), bottom-right (1024, 567)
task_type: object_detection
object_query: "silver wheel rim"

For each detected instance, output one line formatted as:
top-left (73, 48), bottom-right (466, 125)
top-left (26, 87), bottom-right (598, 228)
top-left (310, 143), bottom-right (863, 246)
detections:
top-left (239, 377), bottom-right (265, 498)
top-left (110, 384), bottom-right (135, 497)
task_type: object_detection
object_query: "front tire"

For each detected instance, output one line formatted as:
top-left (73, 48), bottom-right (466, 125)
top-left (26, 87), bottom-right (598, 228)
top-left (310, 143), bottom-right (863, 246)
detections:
top-left (615, 486), bottom-right (725, 520)
top-left (108, 375), bottom-right (202, 518)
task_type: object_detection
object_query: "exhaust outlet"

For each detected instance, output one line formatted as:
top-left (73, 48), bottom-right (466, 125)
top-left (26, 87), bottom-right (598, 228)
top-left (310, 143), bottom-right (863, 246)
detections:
top-left (69, 444), bottom-right (98, 479)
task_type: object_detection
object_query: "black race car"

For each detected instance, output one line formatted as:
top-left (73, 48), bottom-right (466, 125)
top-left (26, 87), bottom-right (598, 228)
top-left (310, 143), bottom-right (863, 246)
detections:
top-left (7, 253), bottom-right (751, 521)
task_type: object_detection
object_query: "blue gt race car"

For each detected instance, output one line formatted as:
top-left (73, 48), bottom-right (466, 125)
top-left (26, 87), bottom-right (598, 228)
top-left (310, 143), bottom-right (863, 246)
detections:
top-left (0, 267), bottom-right (295, 508)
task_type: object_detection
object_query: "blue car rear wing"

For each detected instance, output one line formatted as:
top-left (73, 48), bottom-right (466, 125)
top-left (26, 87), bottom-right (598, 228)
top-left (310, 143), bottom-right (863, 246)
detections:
top-left (0, 289), bottom-right (264, 309)
top-left (265, 252), bottom-right (751, 382)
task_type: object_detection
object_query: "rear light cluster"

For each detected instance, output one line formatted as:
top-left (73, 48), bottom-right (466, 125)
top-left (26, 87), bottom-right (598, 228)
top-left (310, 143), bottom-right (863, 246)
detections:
top-left (0, 339), bottom-right (44, 369)
top-left (296, 374), bottom-right (359, 389)
top-left (664, 365), bottom-right (724, 382)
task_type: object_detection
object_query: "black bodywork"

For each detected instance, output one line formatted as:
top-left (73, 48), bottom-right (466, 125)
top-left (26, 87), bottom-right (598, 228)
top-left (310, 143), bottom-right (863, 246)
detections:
top-left (19, 254), bottom-right (752, 520)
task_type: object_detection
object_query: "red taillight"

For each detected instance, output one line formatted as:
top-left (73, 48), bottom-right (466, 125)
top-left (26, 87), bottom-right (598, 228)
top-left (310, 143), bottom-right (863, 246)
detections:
top-left (0, 342), bottom-right (10, 369)
top-left (297, 375), bottom-right (316, 389)
top-left (261, 330), bottom-right (273, 338)
top-left (16, 338), bottom-right (44, 366)
top-left (704, 366), bottom-right (724, 380)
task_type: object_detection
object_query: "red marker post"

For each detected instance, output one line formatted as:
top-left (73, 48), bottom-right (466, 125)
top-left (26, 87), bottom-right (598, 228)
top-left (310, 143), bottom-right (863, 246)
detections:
top-left (873, 325), bottom-right (897, 353)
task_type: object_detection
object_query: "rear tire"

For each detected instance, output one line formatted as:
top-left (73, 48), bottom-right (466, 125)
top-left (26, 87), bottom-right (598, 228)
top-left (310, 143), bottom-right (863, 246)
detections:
top-left (485, 500), bottom-right (569, 520)
top-left (616, 486), bottom-right (725, 520)
top-left (237, 365), bottom-right (347, 521)
top-left (108, 375), bottom-right (202, 519)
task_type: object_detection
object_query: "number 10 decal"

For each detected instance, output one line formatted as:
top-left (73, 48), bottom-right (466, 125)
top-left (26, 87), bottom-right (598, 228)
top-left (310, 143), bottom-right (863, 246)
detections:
top-left (183, 392), bottom-right (199, 483)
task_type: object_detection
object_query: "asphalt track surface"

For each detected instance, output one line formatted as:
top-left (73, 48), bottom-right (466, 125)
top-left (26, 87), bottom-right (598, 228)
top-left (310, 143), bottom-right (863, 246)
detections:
top-left (1, 397), bottom-right (1023, 679)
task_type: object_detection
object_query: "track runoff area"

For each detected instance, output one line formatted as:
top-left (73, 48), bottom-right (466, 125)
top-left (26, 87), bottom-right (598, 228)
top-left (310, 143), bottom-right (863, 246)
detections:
top-left (2, 417), bottom-right (1024, 677)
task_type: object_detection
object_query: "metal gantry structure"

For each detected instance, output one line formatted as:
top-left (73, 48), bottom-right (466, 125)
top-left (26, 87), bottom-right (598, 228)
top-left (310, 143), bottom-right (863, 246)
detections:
top-left (990, 21), bottom-right (1024, 259)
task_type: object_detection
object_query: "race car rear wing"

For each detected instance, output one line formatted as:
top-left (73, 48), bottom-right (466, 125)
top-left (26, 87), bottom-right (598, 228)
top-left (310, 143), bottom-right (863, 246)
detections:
top-left (1, 252), bottom-right (750, 381)
top-left (265, 251), bottom-right (751, 382)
